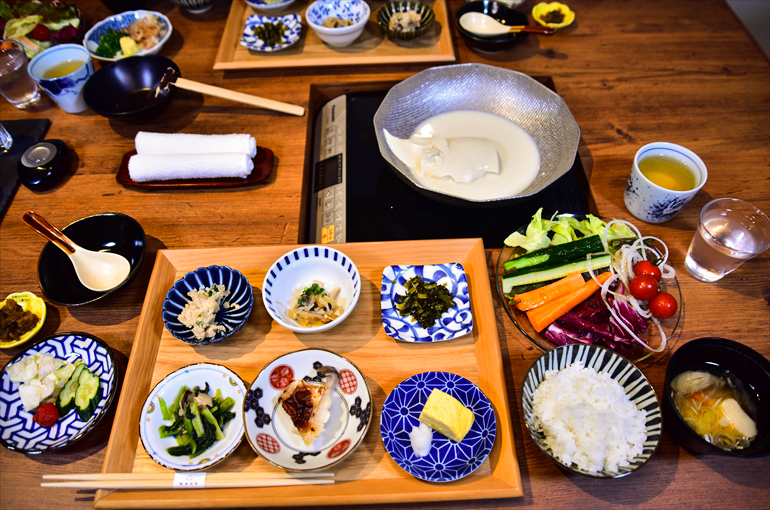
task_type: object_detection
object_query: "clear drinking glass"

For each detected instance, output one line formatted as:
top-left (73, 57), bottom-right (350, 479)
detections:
top-left (685, 198), bottom-right (770, 282)
top-left (0, 39), bottom-right (40, 108)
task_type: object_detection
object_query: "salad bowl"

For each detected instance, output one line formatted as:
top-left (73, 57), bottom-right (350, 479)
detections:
top-left (496, 212), bottom-right (682, 363)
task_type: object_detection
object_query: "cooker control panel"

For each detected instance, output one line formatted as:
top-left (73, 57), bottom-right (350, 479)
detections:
top-left (310, 94), bottom-right (346, 244)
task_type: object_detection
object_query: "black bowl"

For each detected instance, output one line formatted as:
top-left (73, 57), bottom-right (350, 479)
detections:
top-left (663, 337), bottom-right (770, 457)
top-left (38, 213), bottom-right (146, 306)
top-left (455, 1), bottom-right (530, 52)
top-left (83, 55), bottom-right (180, 121)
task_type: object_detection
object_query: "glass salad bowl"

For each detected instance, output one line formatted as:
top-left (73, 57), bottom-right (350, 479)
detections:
top-left (495, 213), bottom-right (682, 363)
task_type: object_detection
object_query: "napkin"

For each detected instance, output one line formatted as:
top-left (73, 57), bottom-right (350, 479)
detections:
top-left (135, 132), bottom-right (257, 158)
top-left (128, 153), bottom-right (254, 182)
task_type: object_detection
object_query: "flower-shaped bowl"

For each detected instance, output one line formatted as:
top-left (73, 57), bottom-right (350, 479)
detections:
top-left (532, 1), bottom-right (575, 30)
top-left (241, 13), bottom-right (302, 52)
top-left (376, 1), bottom-right (435, 40)
top-left (83, 10), bottom-right (172, 62)
top-left (262, 246), bottom-right (361, 333)
top-left (162, 265), bottom-right (254, 345)
top-left (0, 292), bottom-right (47, 348)
top-left (306, 0), bottom-right (370, 47)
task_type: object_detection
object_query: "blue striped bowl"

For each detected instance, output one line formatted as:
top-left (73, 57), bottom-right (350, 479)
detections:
top-left (162, 266), bottom-right (254, 345)
top-left (521, 344), bottom-right (662, 478)
top-left (262, 246), bottom-right (361, 333)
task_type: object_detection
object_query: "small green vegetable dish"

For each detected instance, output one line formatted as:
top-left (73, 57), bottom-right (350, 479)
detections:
top-left (157, 382), bottom-right (236, 458)
top-left (56, 363), bottom-right (102, 421)
top-left (396, 275), bottom-right (455, 329)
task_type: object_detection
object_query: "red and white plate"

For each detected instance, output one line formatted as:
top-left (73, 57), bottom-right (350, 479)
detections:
top-left (243, 348), bottom-right (373, 471)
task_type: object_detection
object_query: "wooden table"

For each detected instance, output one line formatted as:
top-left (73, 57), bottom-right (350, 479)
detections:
top-left (1, 0), bottom-right (768, 508)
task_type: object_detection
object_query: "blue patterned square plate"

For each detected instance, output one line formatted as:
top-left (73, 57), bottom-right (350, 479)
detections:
top-left (381, 263), bottom-right (473, 342)
top-left (0, 332), bottom-right (117, 453)
top-left (243, 348), bottom-right (372, 471)
top-left (139, 363), bottom-right (246, 471)
top-left (380, 371), bottom-right (496, 482)
top-left (241, 14), bottom-right (302, 52)
top-left (162, 265), bottom-right (254, 345)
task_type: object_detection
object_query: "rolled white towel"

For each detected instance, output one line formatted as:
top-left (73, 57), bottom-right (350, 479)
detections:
top-left (135, 132), bottom-right (257, 158)
top-left (128, 153), bottom-right (254, 182)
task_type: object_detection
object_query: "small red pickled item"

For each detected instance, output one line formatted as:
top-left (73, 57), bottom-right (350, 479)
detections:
top-left (33, 402), bottom-right (59, 427)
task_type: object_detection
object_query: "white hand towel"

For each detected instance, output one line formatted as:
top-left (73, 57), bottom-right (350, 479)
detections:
top-left (128, 153), bottom-right (254, 182)
top-left (135, 132), bottom-right (257, 158)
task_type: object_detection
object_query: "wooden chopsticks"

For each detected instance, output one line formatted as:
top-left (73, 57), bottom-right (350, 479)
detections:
top-left (42, 472), bottom-right (334, 490)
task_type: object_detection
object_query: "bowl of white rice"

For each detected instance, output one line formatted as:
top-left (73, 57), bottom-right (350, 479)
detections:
top-left (521, 344), bottom-right (662, 478)
top-left (162, 265), bottom-right (254, 345)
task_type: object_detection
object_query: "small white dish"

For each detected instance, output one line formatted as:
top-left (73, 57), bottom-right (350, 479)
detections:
top-left (305, 0), bottom-right (370, 47)
top-left (245, 0), bottom-right (297, 12)
top-left (381, 263), bottom-right (473, 342)
top-left (262, 246), bottom-right (361, 333)
top-left (139, 363), bottom-right (246, 471)
top-left (241, 14), bottom-right (302, 52)
top-left (83, 10), bottom-right (172, 62)
top-left (243, 348), bottom-right (373, 471)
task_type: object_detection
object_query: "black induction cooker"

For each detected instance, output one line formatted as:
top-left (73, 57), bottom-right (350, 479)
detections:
top-left (299, 79), bottom-right (592, 249)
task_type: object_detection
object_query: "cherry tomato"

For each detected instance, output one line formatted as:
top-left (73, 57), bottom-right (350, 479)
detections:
top-left (629, 275), bottom-right (659, 301)
top-left (31, 24), bottom-right (51, 42)
top-left (633, 260), bottom-right (662, 281)
top-left (649, 291), bottom-right (678, 319)
top-left (32, 402), bottom-right (59, 427)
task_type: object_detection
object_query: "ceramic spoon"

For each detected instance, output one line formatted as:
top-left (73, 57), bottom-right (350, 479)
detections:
top-left (459, 12), bottom-right (555, 36)
top-left (22, 211), bottom-right (131, 293)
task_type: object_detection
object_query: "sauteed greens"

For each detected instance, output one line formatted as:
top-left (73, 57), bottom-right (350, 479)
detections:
top-left (157, 382), bottom-right (236, 457)
top-left (396, 275), bottom-right (454, 329)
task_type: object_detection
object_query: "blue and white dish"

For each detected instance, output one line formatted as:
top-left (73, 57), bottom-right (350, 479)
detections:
top-left (245, 0), bottom-right (297, 12)
top-left (0, 332), bottom-right (117, 454)
top-left (241, 14), bottom-right (302, 52)
top-left (83, 10), bottom-right (172, 62)
top-left (381, 263), bottom-right (473, 342)
top-left (380, 371), bottom-right (496, 482)
top-left (162, 265), bottom-right (254, 345)
top-left (27, 44), bottom-right (94, 113)
top-left (306, 0), bottom-right (371, 47)
top-left (139, 363), bottom-right (246, 471)
top-left (521, 344), bottom-right (662, 478)
top-left (262, 246), bottom-right (361, 333)
top-left (243, 348), bottom-right (373, 471)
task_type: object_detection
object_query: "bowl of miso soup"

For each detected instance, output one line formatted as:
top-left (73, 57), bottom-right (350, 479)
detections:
top-left (664, 337), bottom-right (770, 457)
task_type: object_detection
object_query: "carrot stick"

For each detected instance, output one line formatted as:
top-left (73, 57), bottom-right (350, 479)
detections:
top-left (514, 272), bottom-right (585, 311)
top-left (527, 272), bottom-right (612, 332)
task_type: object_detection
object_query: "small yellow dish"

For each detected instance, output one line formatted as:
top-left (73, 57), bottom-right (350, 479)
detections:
top-left (0, 292), bottom-right (47, 348)
top-left (532, 2), bottom-right (575, 30)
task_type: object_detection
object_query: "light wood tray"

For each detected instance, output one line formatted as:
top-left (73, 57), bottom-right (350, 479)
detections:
top-left (214, 0), bottom-right (456, 70)
top-left (96, 239), bottom-right (522, 508)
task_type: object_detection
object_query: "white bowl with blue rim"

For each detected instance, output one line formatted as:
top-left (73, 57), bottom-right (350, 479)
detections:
top-left (381, 263), bottom-right (473, 342)
top-left (139, 363), bottom-right (247, 471)
top-left (243, 348), bottom-right (372, 471)
top-left (0, 332), bottom-right (117, 454)
top-left (245, 0), bottom-right (297, 12)
top-left (306, 0), bottom-right (371, 47)
top-left (83, 10), bottom-right (172, 62)
top-left (241, 13), bottom-right (302, 52)
top-left (262, 246), bottom-right (361, 333)
top-left (521, 344), bottom-right (662, 478)
top-left (380, 371), bottom-right (496, 482)
top-left (162, 265), bottom-right (254, 345)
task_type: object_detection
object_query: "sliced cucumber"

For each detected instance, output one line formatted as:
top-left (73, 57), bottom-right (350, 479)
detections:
top-left (56, 363), bottom-right (87, 415)
top-left (502, 254), bottom-right (612, 294)
top-left (504, 235), bottom-right (606, 272)
top-left (74, 368), bottom-right (102, 421)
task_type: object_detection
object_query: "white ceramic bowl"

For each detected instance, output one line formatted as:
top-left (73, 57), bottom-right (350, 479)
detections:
top-left (306, 0), bottom-right (370, 47)
top-left (245, 0), bottom-right (297, 12)
top-left (262, 246), bottom-right (361, 333)
top-left (83, 10), bottom-right (173, 62)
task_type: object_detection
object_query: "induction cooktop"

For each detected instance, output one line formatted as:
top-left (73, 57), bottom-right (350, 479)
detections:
top-left (299, 79), bottom-right (592, 249)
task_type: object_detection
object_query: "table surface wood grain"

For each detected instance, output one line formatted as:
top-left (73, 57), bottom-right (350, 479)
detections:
top-left (1, 0), bottom-right (768, 508)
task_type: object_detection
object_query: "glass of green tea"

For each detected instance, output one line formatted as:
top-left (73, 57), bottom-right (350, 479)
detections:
top-left (624, 142), bottom-right (708, 223)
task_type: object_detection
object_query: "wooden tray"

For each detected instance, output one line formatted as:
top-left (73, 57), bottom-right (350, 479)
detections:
top-left (96, 239), bottom-right (522, 508)
top-left (214, 0), bottom-right (456, 70)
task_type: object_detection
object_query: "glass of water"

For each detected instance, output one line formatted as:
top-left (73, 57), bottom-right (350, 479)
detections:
top-left (685, 198), bottom-right (770, 282)
top-left (0, 39), bottom-right (40, 109)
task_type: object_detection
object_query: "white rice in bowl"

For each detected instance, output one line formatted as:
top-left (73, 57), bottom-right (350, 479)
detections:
top-left (531, 362), bottom-right (647, 473)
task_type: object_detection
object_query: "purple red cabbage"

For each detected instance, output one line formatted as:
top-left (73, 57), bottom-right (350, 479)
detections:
top-left (543, 281), bottom-right (648, 351)
top-left (51, 24), bottom-right (78, 42)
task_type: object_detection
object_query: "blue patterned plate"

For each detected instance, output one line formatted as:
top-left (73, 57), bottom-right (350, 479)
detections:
top-left (83, 10), bottom-right (173, 62)
top-left (521, 344), bottom-right (662, 478)
top-left (381, 263), bottom-right (473, 342)
top-left (0, 332), bottom-right (117, 454)
top-left (241, 14), bottom-right (302, 52)
top-left (245, 0), bottom-right (296, 11)
top-left (380, 371), bottom-right (496, 482)
top-left (162, 265), bottom-right (254, 345)
top-left (243, 348), bottom-right (372, 471)
top-left (139, 363), bottom-right (246, 471)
